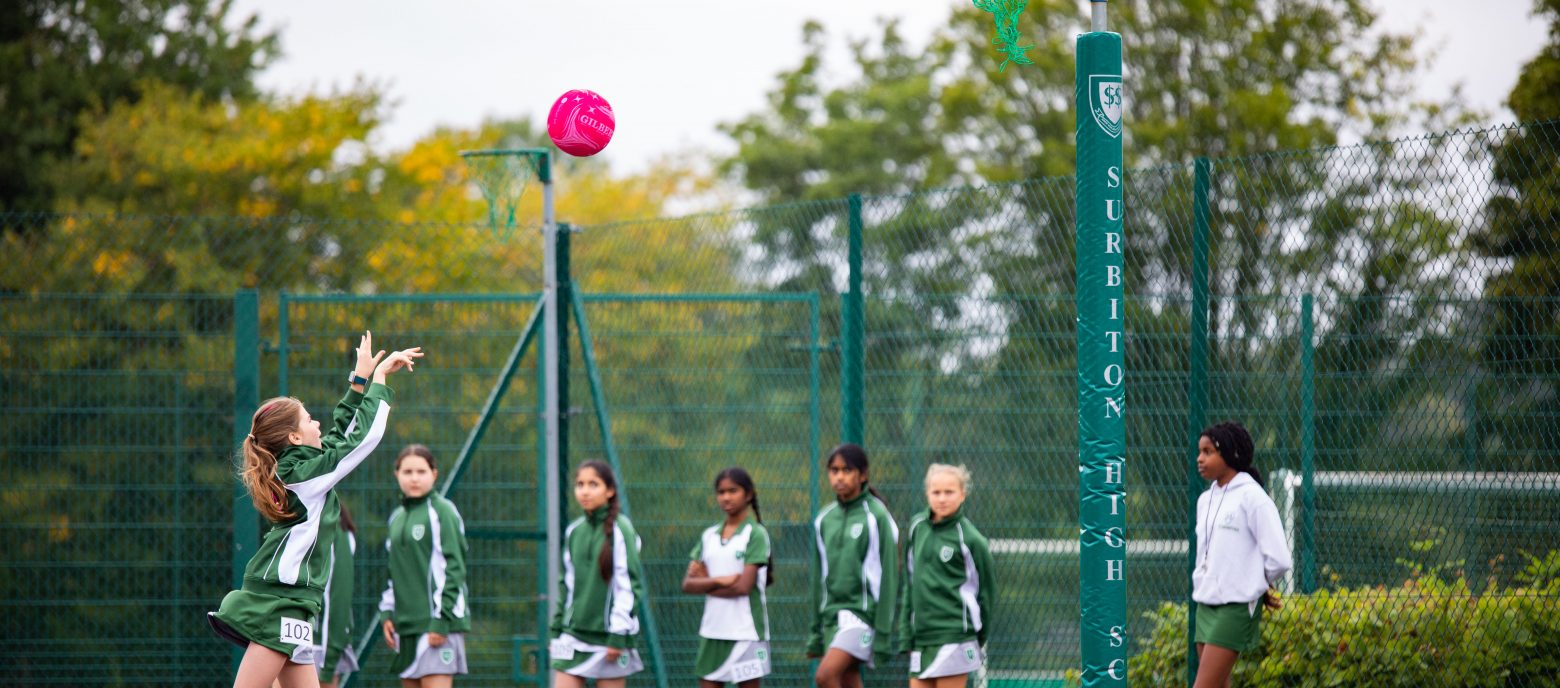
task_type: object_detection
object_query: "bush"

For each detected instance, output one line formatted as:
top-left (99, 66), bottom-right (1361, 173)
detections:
top-left (1124, 551), bottom-right (1560, 687)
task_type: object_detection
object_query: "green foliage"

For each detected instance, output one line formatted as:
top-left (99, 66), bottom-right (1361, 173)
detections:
top-left (1126, 552), bottom-right (1560, 687)
top-left (0, 0), bottom-right (279, 211)
top-left (720, 0), bottom-right (1445, 200)
top-left (1473, 0), bottom-right (1560, 472)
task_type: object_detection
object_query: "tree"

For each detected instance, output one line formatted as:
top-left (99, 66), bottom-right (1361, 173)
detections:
top-left (0, 0), bottom-right (278, 212)
top-left (721, 0), bottom-right (1431, 199)
top-left (1475, 0), bottom-right (1560, 469)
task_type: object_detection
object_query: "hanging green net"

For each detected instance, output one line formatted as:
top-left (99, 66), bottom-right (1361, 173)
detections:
top-left (460, 149), bottom-right (545, 242)
top-left (973, 0), bottom-right (1034, 72)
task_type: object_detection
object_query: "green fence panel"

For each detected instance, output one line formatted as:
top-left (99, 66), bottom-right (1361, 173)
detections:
top-left (2, 119), bottom-right (1557, 687)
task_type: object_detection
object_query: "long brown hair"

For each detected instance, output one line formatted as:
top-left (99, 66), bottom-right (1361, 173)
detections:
top-left (242, 397), bottom-right (304, 522)
top-left (578, 460), bottom-right (621, 581)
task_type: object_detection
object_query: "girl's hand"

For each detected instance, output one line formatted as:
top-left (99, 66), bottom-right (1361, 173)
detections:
top-left (690, 561), bottom-right (708, 578)
top-left (353, 330), bottom-right (386, 382)
top-left (604, 647), bottom-right (622, 664)
top-left (1262, 588), bottom-right (1283, 610)
top-left (714, 574), bottom-right (739, 587)
top-left (382, 619), bottom-right (398, 650)
top-left (373, 347), bottom-right (424, 383)
top-left (428, 632), bottom-right (447, 647)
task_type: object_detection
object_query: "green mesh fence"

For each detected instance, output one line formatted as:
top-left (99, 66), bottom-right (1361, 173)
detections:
top-left (1, 120), bottom-right (1557, 686)
top-left (0, 294), bottom-right (239, 683)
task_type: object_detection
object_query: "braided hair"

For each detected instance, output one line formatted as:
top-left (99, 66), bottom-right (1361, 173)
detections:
top-left (1201, 421), bottom-right (1262, 487)
top-left (714, 466), bottom-right (776, 587)
top-left (578, 460), bottom-right (622, 581)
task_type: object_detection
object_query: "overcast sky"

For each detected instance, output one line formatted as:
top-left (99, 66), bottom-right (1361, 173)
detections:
top-left (232, 0), bottom-right (1549, 175)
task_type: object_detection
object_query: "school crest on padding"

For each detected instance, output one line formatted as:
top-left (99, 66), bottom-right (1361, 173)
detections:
top-left (1089, 74), bottom-right (1124, 138)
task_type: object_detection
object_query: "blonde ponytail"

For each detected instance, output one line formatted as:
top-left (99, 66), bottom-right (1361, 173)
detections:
top-left (242, 397), bottom-right (304, 522)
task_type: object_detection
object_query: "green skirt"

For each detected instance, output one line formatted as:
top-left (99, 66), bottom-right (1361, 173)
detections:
top-left (1194, 602), bottom-right (1263, 653)
top-left (208, 589), bottom-right (321, 663)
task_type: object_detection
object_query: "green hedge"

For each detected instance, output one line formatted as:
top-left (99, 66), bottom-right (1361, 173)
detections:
top-left (1122, 551), bottom-right (1560, 687)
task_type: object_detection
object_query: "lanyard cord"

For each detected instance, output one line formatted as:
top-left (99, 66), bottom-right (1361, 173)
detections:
top-left (1199, 486), bottom-right (1227, 571)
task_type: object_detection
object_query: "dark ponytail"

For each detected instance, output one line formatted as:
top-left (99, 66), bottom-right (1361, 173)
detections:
top-left (827, 443), bottom-right (886, 505)
top-left (338, 500), bottom-right (357, 535)
top-left (1202, 421), bottom-right (1262, 487)
top-left (714, 466), bottom-right (776, 587)
top-left (580, 460), bottom-right (621, 581)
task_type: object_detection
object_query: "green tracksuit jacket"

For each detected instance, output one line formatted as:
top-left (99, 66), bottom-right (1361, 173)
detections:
top-left (242, 384), bottom-right (393, 601)
top-left (808, 490), bottom-right (900, 660)
top-left (378, 493), bottom-right (471, 636)
top-left (549, 508), bottom-right (645, 650)
top-left (318, 527), bottom-right (356, 673)
top-left (895, 507), bottom-right (995, 651)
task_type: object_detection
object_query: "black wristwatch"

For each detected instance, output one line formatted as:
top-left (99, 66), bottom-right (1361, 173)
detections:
top-left (348, 373), bottom-right (370, 387)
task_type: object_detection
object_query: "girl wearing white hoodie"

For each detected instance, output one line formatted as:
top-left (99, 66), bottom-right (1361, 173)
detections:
top-left (1192, 421), bottom-right (1292, 688)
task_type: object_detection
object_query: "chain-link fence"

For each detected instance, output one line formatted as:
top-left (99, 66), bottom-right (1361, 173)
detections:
top-left (2, 120), bottom-right (1556, 686)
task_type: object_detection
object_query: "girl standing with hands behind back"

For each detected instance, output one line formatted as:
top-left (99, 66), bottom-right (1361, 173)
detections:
top-left (1192, 421), bottom-right (1291, 688)
top-left (897, 463), bottom-right (993, 688)
top-left (209, 331), bottom-right (421, 688)
top-left (378, 444), bottom-right (471, 687)
top-left (549, 460), bottom-right (647, 687)
top-left (808, 443), bottom-right (899, 688)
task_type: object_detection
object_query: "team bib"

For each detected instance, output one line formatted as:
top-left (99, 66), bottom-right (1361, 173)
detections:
top-left (279, 616), bottom-right (313, 646)
top-left (548, 637), bottom-right (576, 661)
top-left (729, 659), bottom-right (766, 681)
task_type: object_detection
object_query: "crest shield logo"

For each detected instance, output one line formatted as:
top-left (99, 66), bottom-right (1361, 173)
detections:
top-left (440, 648), bottom-right (455, 664)
top-left (939, 545), bottom-right (955, 562)
top-left (412, 524), bottom-right (425, 541)
top-left (1089, 74), bottom-right (1124, 138)
top-left (848, 523), bottom-right (864, 539)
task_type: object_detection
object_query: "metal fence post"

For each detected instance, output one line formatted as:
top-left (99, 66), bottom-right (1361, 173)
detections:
top-left (843, 193), bottom-right (864, 445)
top-left (230, 289), bottom-right (260, 671)
top-left (1186, 157), bottom-right (1212, 683)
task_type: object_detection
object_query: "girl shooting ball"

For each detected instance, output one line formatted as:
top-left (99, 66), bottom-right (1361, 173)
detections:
top-left (208, 331), bottom-right (421, 688)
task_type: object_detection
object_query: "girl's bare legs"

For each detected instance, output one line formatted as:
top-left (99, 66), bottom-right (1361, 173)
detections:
top-left (595, 679), bottom-right (626, 688)
top-left (1193, 643), bottom-right (1238, 688)
top-left (552, 672), bottom-right (586, 688)
top-left (274, 660), bottom-right (319, 688)
top-left (233, 644), bottom-right (294, 688)
top-left (814, 649), bottom-right (862, 688)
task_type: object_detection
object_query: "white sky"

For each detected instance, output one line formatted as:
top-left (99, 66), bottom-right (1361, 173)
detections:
top-left (233, 0), bottom-right (1549, 176)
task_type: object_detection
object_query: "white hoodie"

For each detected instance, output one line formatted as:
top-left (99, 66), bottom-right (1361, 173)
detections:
top-left (1191, 472), bottom-right (1292, 609)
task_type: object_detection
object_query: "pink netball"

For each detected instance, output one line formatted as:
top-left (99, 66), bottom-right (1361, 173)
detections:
top-left (547, 89), bottom-right (615, 157)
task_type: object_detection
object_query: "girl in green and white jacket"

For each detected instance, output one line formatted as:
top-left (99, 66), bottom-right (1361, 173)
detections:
top-left (549, 460), bottom-right (646, 687)
top-left (378, 444), bottom-right (471, 687)
top-left (808, 443), bottom-right (900, 688)
top-left (208, 331), bottom-right (421, 688)
top-left (314, 501), bottom-right (359, 688)
top-left (896, 463), bottom-right (994, 688)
